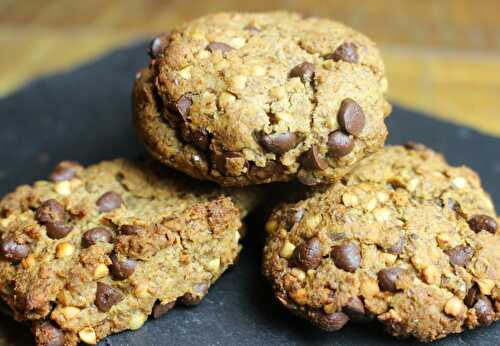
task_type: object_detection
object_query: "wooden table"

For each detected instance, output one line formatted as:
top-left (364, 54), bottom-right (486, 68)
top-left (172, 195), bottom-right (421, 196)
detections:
top-left (0, 0), bottom-right (499, 137)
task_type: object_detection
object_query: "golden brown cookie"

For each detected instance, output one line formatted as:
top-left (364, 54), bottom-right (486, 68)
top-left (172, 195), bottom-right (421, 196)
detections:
top-left (263, 145), bottom-right (499, 342)
top-left (133, 11), bottom-right (390, 187)
top-left (0, 159), bottom-right (259, 346)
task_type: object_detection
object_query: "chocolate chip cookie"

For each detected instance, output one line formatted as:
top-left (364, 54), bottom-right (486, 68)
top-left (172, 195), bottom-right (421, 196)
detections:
top-left (263, 144), bottom-right (499, 342)
top-left (133, 11), bottom-right (390, 187)
top-left (0, 159), bottom-right (258, 346)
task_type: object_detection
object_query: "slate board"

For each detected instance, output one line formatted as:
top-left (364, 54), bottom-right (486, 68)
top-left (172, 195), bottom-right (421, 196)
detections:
top-left (0, 41), bottom-right (499, 346)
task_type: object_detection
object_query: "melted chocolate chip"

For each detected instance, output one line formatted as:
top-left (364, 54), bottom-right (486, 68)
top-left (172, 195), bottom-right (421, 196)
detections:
top-left (327, 130), bottom-right (354, 158)
top-left (0, 239), bottom-right (29, 262)
top-left (289, 62), bottom-right (315, 82)
top-left (95, 282), bottom-right (123, 312)
top-left (337, 98), bottom-right (365, 136)
top-left (331, 243), bottom-right (361, 273)
top-left (45, 222), bottom-right (73, 239)
top-left (35, 199), bottom-right (65, 224)
top-left (445, 245), bottom-right (474, 267)
top-left (260, 132), bottom-right (300, 154)
top-left (468, 214), bottom-right (497, 234)
top-left (206, 42), bottom-right (234, 53)
top-left (119, 225), bottom-right (144, 235)
top-left (179, 283), bottom-right (209, 306)
top-left (148, 32), bottom-right (171, 58)
top-left (302, 146), bottom-right (328, 170)
top-left (378, 267), bottom-right (404, 292)
top-left (152, 301), bottom-right (176, 319)
top-left (33, 321), bottom-right (65, 346)
top-left (293, 237), bottom-right (322, 270)
top-left (474, 296), bottom-right (495, 326)
top-left (96, 191), bottom-right (123, 213)
top-left (49, 161), bottom-right (81, 182)
top-left (82, 227), bottom-right (114, 248)
top-left (109, 253), bottom-right (137, 280)
top-left (326, 42), bottom-right (358, 63)
top-left (309, 311), bottom-right (349, 332)
top-left (343, 296), bottom-right (366, 321)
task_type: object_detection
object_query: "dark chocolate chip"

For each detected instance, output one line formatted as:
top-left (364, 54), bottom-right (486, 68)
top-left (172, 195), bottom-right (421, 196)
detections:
top-left (95, 282), bottom-right (123, 312)
top-left (474, 296), bottom-right (495, 326)
top-left (190, 128), bottom-right (210, 151)
top-left (152, 301), bottom-right (176, 319)
top-left (468, 214), bottom-right (497, 234)
top-left (327, 130), bottom-right (354, 158)
top-left (119, 225), bottom-right (144, 235)
top-left (343, 296), bottom-right (366, 321)
top-left (378, 267), bottom-right (404, 292)
top-left (45, 222), bottom-right (73, 239)
top-left (33, 321), bottom-right (65, 346)
top-left (35, 199), bottom-right (65, 224)
top-left (302, 145), bottom-right (328, 170)
top-left (331, 243), bottom-right (361, 273)
top-left (337, 98), bottom-right (365, 136)
top-left (174, 95), bottom-right (192, 121)
top-left (49, 161), bottom-right (81, 182)
top-left (260, 132), bottom-right (300, 154)
top-left (289, 62), bottom-right (315, 82)
top-left (0, 239), bottom-right (29, 262)
top-left (96, 191), bottom-right (123, 213)
top-left (445, 245), bottom-right (474, 267)
top-left (206, 42), bottom-right (234, 53)
top-left (464, 285), bottom-right (479, 308)
top-left (148, 32), bottom-right (171, 58)
top-left (325, 42), bottom-right (358, 63)
top-left (309, 311), bottom-right (349, 332)
top-left (82, 227), bottom-right (114, 248)
top-left (179, 283), bottom-right (209, 306)
top-left (293, 237), bottom-right (322, 270)
top-left (109, 253), bottom-right (137, 280)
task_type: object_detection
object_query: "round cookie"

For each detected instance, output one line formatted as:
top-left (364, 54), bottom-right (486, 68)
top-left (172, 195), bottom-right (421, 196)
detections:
top-left (263, 144), bottom-right (499, 342)
top-left (0, 159), bottom-right (258, 346)
top-left (133, 11), bottom-right (391, 187)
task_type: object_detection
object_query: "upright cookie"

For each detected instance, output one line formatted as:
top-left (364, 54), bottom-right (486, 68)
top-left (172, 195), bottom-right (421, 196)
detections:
top-left (0, 159), bottom-right (258, 346)
top-left (263, 145), bottom-right (499, 342)
top-left (133, 11), bottom-right (390, 187)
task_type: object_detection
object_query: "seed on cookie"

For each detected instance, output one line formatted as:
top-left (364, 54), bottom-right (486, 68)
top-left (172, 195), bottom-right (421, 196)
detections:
top-left (302, 145), bottom-right (328, 170)
top-left (0, 239), bottom-right (29, 262)
top-left (293, 237), bottom-right (322, 270)
top-left (468, 214), bottom-right (497, 234)
top-left (289, 62), bottom-right (315, 82)
top-left (45, 221), bottom-right (73, 239)
top-left (337, 98), bottom-right (365, 136)
top-left (331, 243), bottom-right (361, 273)
top-left (377, 267), bottom-right (404, 292)
top-left (109, 253), bottom-right (137, 280)
top-left (309, 311), bottom-right (350, 332)
top-left (152, 301), bottom-right (176, 319)
top-left (96, 191), bottom-right (123, 212)
top-left (260, 132), bottom-right (301, 154)
top-left (82, 227), bottom-right (114, 248)
top-left (35, 199), bottom-right (65, 224)
top-left (95, 282), bottom-right (123, 312)
top-left (148, 32), bottom-right (171, 58)
top-left (325, 42), bottom-right (358, 63)
top-left (445, 245), bottom-right (474, 267)
top-left (206, 42), bottom-right (234, 53)
top-left (327, 130), bottom-right (354, 158)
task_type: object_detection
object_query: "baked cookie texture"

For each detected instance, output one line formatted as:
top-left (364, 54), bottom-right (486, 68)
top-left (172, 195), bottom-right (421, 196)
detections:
top-left (262, 144), bottom-right (499, 342)
top-left (0, 159), bottom-right (258, 346)
top-left (133, 11), bottom-right (390, 187)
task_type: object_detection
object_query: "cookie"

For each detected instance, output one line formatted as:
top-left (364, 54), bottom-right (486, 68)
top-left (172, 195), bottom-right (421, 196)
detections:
top-left (0, 159), bottom-right (258, 346)
top-left (133, 11), bottom-right (391, 187)
top-left (262, 144), bottom-right (499, 342)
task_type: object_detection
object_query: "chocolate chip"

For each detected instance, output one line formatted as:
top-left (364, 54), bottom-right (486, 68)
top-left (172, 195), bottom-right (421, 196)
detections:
top-left (190, 128), bottom-right (210, 151)
top-left (445, 245), bottom-right (474, 267)
top-left (309, 311), bottom-right (349, 332)
top-left (327, 130), bottom-right (354, 158)
top-left (119, 225), bottom-right (144, 235)
top-left (474, 296), bottom-right (495, 326)
top-left (293, 237), bottom-right (322, 270)
top-left (82, 227), bottom-right (114, 248)
top-left (464, 285), bottom-right (479, 308)
top-left (337, 98), bottom-right (365, 136)
top-left (343, 296), bottom-right (366, 321)
top-left (174, 95), bottom-right (192, 121)
top-left (45, 222), bottom-right (73, 239)
top-left (0, 239), bottom-right (29, 262)
top-left (96, 191), bottom-right (123, 212)
top-left (152, 301), bottom-right (176, 319)
top-left (109, 253), bottom-right (137, 280)
top-left (331, 243), bottom-right (361, 273)
top-left (95, 282), bottom-right (123, 312)
top-left (326, 42), bottom-right (358, 63)
top-left (468, 214), bottom-right (497, 234)
top-left (35, 199), bottom-right (65, 224)
top-left (249, 161), bottom-right (282, 181)
top-left (260, 132), bottom-right (300, 154)
top-left (214, 151), bottom-right (247, 175)
top-left (206, 42), bottom-right (234, 53)
top-left (33, 321), bottom-right (65, 346)
top-left (49, 161), bottom-right (81, 182)
top-left (179, 283), bottom-right (209, 306)
top-left (148, 32), bottom-right (171, 58)
top-left (289, 62), bottom-right (315, 82)
top-left (378, 267), bottom-right (404, 292)
top-left (302, 145), bottom-right (328, 170)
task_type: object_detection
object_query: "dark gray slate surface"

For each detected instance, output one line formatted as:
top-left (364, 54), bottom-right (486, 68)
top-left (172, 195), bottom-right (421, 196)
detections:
top-left (0, 42), bottom-right (498, 346)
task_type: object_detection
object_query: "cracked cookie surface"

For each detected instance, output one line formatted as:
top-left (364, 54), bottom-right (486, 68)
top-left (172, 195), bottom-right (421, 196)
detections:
top-left (133, 11), bottom-right (390, 187)
top-left (262, 145), bottom-right (499, 342)
top-left (0, 159), bottom-right (258, 346)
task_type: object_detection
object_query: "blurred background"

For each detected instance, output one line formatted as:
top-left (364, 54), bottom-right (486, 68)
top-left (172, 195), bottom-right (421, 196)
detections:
top-left (0, 0), bottom-right (499, 135)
